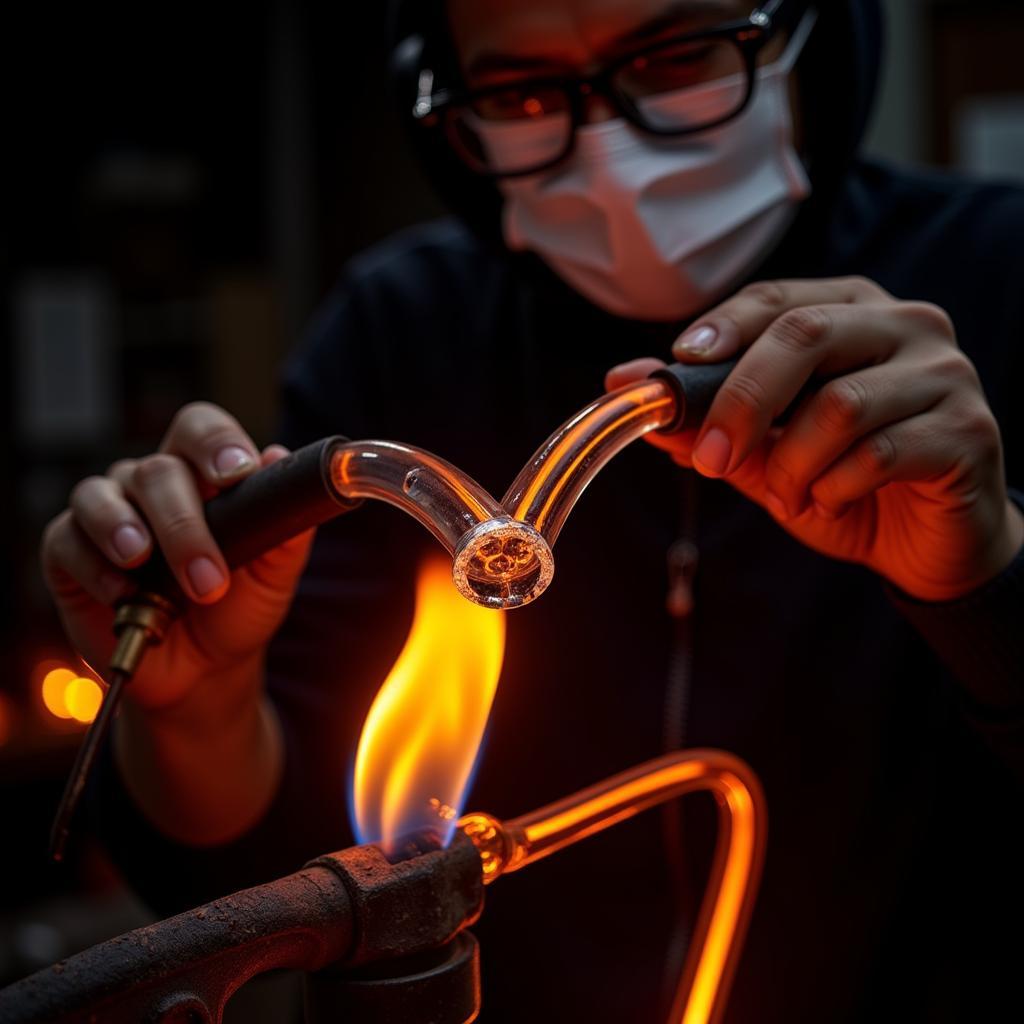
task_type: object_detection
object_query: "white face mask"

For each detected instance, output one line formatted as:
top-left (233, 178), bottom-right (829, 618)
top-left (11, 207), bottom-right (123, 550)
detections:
top-left (485, 13), bottom-right (815, 322)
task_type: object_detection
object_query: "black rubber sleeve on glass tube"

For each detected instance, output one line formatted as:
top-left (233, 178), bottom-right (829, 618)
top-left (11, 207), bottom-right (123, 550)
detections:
top-left (128, 435), bottom-right (361, 605)
top-left (650, 360), bottom-right (740, 434)
top-left (650, 360), bottom-right (820, 435)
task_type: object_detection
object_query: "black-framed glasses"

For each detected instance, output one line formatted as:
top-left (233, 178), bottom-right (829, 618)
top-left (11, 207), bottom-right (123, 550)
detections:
top-left (412, 0), bottom-right (807, 178)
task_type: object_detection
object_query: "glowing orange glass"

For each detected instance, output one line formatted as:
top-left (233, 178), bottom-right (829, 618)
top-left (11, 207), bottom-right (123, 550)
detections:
top-left (460, 750), bottom-right (766, 1024)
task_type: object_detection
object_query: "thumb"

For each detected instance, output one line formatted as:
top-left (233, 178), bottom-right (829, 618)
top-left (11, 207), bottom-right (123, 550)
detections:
top-left (605, 357), bottom-right (703, 466)
top-left (605, 357), bottom-right (667, 392)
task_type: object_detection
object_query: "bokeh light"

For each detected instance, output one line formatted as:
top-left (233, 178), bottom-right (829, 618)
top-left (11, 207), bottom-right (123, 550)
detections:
top-left (41, 668), bottom-right (77, 720)
top-left (64, 677), bottom-right (103, 724)
top-left (39, 664), bottom-right (103, 725)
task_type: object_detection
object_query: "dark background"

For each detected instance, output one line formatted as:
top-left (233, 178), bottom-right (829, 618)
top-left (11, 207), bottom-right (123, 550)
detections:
top-left (2, 0), bottom-right (1022, 1017)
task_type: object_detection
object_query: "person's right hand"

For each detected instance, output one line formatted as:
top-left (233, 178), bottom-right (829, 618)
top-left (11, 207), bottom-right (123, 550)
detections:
top-left (41, 403), bottom-right (315, 714)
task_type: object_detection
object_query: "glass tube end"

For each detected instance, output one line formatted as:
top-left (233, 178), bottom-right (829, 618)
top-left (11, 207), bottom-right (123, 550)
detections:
top-left (452, 517), bottom-right (554, 610)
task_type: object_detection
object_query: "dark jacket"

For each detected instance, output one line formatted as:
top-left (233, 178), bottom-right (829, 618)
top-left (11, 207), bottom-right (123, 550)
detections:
top-left (97, 1), bottom-right (1024, 1020)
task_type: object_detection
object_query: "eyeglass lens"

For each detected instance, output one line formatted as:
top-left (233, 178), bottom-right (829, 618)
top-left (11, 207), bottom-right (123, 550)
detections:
top-left (446, 36), bottom-right (749, 175)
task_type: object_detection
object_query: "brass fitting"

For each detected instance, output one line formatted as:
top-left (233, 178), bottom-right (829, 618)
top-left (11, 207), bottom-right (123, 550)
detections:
top-left (109, 594), bottom-right (177, 676)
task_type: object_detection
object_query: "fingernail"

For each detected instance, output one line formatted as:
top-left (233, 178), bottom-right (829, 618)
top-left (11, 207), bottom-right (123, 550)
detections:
top-left (764, 491), bottom-right (790, 521)
top-left (214, 446), bottom-right (253, 479)
top-left (187, 556), bottom-right (226, 597)
top-left (111, 523), bottom-right (148, 562)
top-left (675, 325), bottom-right (718, 357)
top-left (692, 428), bottom-right (732, 476)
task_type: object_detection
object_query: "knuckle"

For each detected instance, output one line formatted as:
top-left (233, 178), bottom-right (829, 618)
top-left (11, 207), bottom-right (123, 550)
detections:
top-left (771, 307), bottom-right (831, 353)
top-left (741, 280), bottom-right (787, 309)
top-left (815, 378), bottom-right (869, 433)
top-left (86, 497), bottom-right (125, 528)
top-left (167, 402), bottom-right (249, 464)
top-left (765, 450), bottom-right (801, 491)
top-left (857, 432), bottom-right (898, 475)
top-left (69, 478), bottom-right (126, 527)
top-left (718, 372), bottom-right (772, 420)
top-left (929, 351), bottom-right (979, 387)
top-left (158, 508), bottom-right (204, 545)
top-left (901, 300), bottom-right (955, 338)
top-left (106, 458), bottom-right (137, 479)
top-left (840, 275), bottom-right (882, 300)
top-left (168, 401), bottom-right (239, 445)
top-left (131, 453), bottom-right (182, 490)
top-left (69, 475), bottom-right (107, 508)
top-left (810, 473), bottom-right (842, 505)
top-left (171, 401), bottom-right (222, 431)
top-left (957, 402), bottom-right (1001, 457)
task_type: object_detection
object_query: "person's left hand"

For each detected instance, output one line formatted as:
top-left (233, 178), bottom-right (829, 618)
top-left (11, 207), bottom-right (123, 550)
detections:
top-left (607, 276), bottom-right (1023, 602)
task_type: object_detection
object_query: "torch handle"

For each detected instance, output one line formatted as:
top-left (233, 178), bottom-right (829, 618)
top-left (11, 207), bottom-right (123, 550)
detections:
top-left (651, 359), bottom-right (819, 434)
top-left (128, 435), bottom-right (360, 606)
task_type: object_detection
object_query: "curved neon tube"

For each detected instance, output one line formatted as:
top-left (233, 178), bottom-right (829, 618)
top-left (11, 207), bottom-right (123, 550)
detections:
top-left (459, 749), bottom-right (767, 1024)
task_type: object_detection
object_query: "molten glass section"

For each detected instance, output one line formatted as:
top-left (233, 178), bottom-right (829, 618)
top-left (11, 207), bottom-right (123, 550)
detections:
top-left (459, 749), bottom-right (767, 1024)
top-left (352, 556), bottom-right (505, 853)
top-left (328, 378), bottom-right (676, 610)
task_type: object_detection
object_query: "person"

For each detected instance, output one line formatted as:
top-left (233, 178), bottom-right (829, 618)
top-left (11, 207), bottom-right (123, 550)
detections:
top-left (40, 0), bottom-right (1024, 1019)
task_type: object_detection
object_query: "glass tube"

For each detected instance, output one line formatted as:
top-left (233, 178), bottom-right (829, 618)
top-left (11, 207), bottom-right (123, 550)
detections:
top-left (503, 379), bottom-right (676, 546)
top-left (459, 749), bottom-right (767, 1024)
top-left (329, 441), bottom-right (554, 609)
top-left (326, 377), bottom-right (679, 610)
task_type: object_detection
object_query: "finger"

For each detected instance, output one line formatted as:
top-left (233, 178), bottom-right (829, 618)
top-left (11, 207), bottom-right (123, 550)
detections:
top-left (672, 276), bottom-right (889, 363)
top-left (160, 402), bottom-right (261, 490)
top-left (641, 427), bottom-right (702, 466)
top-left (762, 360), bottom-right (949, 519)
top-left (808, 404), bottom-right (980, 515)
top-left (41, 510), bottom-right (132, 607)
top-left (205, 445), bottom-right (315, 641)
top-left (68, 476), bottom-right (153, 568)
top-left (245, 445), bottom-right (313, 583)
top-left (261, 444), bottom-right (291, 465)
top-left (690, 303), bottom-right (913, 480)
top-left (605, 357), bottom-right (666, 391)
top-left (122, 454), bottom-right (229, 603)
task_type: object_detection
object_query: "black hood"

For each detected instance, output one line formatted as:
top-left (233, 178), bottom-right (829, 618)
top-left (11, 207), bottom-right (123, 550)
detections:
top-left (386, 1), bottom-right (884, 266)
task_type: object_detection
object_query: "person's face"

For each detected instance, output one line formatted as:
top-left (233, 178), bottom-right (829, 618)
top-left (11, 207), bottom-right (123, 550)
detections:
top-left (447, 0), bottom-right (796, 131)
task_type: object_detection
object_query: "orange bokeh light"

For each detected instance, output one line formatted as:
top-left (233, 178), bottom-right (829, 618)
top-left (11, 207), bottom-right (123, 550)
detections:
top-left (65, 676), bottom-right (103, 724)
top-left (353, 556), bottom-right (505, 852)
top-left (40, 665), bottom-right (103, 724)
top-left (42, 668), bottom-right (77, 719)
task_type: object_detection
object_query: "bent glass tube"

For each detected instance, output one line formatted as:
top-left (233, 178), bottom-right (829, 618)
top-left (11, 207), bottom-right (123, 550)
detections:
top-left (325, 377), bottom-right (680, 610)
top-left (459, 749), bottom-right (767, 1024)
top-left (329, 440), bottom-right (554, 609)
top-left (503, 378), bottom-right (676, 545)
